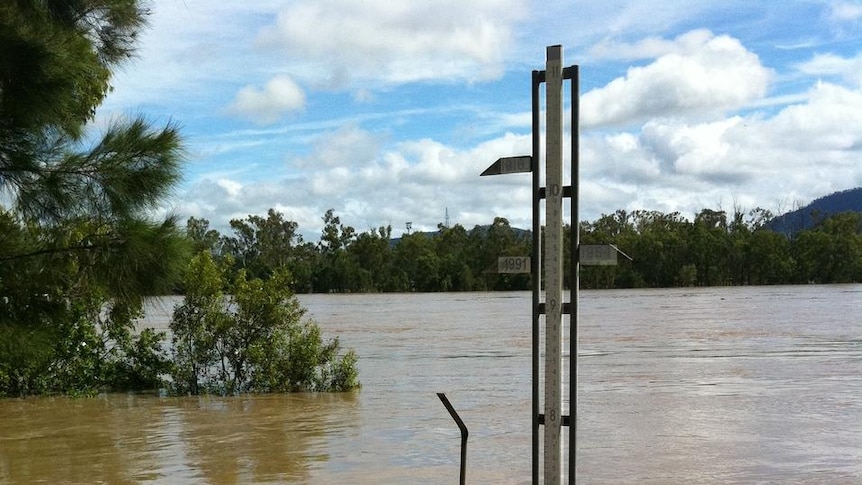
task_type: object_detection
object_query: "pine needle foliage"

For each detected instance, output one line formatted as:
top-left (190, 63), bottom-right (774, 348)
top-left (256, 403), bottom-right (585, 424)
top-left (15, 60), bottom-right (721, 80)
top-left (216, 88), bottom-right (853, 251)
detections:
top-left (0, 1), bottom-right (188, 396)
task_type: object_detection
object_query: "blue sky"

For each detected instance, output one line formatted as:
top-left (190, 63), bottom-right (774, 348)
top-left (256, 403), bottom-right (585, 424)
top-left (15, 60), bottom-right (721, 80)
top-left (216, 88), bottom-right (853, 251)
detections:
top-left (98, 0), bottom-right (862, 240)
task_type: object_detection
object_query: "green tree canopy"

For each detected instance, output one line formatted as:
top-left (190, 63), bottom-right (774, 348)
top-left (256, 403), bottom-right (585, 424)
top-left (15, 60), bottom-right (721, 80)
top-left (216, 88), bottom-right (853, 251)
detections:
top-left (0, 0), bottom-right (188, 396)
top-left (0, 0), bottom-right (186, 298)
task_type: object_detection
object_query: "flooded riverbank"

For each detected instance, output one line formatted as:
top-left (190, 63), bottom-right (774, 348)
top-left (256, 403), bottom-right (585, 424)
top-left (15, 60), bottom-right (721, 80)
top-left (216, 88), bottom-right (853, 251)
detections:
top-left (2, 285), bottom-right (860, 483)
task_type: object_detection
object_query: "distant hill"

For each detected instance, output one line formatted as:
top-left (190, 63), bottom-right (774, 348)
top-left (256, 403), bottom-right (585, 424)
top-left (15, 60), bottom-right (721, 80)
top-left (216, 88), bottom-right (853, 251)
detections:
top-left (767, 187), bottom-right (862, 236)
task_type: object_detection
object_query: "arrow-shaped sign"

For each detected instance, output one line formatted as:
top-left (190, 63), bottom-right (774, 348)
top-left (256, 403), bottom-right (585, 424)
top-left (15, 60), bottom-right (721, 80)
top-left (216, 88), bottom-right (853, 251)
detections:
top-left (480, 155), bottom-right (532, 176)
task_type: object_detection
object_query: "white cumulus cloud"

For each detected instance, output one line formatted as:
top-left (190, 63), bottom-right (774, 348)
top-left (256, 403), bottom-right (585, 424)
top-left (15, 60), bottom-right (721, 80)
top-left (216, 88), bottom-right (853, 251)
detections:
top-left (582, 78), bottom-right (862, 219)
top-left (796, 52), bottom-right (862, 87)
top-left (227, 75), bottom-right (306, 124)
top-left (581, 31), bottom-right (773, 127)
top-left (255, 0), bottom-right (526, 86)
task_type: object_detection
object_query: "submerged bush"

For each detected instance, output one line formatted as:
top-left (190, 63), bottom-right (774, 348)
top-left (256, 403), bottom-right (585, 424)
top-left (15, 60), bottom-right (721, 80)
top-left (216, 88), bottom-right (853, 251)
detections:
top-left (169, 252), bottom-right (359, 395)
top-left (0, 296), bottom-right (171, 397)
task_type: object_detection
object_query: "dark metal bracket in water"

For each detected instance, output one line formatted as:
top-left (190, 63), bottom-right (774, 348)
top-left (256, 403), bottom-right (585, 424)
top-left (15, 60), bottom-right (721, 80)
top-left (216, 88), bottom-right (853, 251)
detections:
top-left (437, 392), bottom-right (468, 485)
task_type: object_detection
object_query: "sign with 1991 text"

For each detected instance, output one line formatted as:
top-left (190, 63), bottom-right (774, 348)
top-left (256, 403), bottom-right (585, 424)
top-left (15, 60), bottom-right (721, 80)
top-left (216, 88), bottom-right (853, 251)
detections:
top-left (498, 256), bottom-right (531, 273)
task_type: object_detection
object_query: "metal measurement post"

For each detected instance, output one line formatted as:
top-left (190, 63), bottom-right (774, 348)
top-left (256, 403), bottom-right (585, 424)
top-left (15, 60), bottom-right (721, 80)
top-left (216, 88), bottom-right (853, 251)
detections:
top-left (480, 44), bottom-right (579, 484)
top-left (543, 45), bottom-right (564, 484)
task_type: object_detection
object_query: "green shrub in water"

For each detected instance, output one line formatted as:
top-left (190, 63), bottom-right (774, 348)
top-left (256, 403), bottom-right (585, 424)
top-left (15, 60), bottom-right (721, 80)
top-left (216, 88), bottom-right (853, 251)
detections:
top-left (169, 252), bottom-right (359, 394)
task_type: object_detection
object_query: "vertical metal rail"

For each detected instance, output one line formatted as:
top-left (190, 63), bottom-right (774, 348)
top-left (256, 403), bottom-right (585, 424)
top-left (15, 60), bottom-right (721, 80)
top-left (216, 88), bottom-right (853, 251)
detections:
top-left (530, 68), bottom-right (542, 485)
top-left (568, 65), bottom-right (580, 485)
top-left (437, 393), bottom-right (468, 485)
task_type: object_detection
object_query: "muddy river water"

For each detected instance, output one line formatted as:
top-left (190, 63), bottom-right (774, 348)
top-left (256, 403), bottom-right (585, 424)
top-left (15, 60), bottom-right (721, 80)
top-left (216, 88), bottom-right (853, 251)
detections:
top-left (1, 285), bottom-right (860, 483)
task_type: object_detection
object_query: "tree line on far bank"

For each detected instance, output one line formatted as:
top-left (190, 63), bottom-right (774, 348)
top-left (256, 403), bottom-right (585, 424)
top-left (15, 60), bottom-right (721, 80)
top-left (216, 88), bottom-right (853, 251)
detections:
top-left (189, 206), bottom-right (862, 294)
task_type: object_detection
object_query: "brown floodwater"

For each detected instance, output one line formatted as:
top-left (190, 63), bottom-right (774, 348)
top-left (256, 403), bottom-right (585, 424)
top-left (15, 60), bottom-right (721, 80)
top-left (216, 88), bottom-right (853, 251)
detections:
top-left (1, 285), bottom-right (860, 483)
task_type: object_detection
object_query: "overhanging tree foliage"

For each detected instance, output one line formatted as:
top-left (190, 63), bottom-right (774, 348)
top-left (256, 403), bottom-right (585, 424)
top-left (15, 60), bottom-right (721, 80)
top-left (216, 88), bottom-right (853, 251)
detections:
top-left (0, 0), bottom-right (188, 396)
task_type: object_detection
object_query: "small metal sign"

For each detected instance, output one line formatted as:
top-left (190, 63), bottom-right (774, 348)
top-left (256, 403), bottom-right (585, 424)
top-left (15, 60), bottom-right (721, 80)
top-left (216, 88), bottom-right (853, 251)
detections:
top-left (498, 256), bottom-right (531, 273)
top-left (580, 245), bottom-right (617, 266)
top-left (480, 156), bottom-right (532, 176)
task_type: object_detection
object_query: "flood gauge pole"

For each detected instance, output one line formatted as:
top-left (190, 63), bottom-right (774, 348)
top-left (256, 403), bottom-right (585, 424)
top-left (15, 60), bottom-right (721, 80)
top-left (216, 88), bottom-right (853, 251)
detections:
top-left (538, 45), bottom-right (579, 485)
top-left (480, 44), bottom-right (579, 484)
top-left (543, 45), bottom-right (564, 484)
